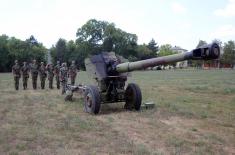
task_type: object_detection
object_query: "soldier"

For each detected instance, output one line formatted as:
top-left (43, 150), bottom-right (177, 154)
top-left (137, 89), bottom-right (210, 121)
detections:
top-left (12, 60), bottom-right (21, 90)
top-left (54, 61), bottom-right (60, 89)
top-left (68, 60), bottom-right (77, 85)
top-left (30, 59), bottom-right (39, 90)
top-left (39, 62), bottom-right (47, 89)
top-left (60, 62), bottom-right (68, 94)
top-left (46, 63), bottom-right (54, 89)
top-left (21, 61), bottom-right (30, 90)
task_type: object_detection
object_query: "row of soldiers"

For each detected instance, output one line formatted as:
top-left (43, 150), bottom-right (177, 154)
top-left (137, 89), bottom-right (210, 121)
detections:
top-left (12, 60), bottom-right (77, 92)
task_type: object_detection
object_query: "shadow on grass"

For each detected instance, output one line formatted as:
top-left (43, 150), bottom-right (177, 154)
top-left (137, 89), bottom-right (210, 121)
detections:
top-left (99, 103), bottom-right (128, 115)
top-left (64, 97), bottom-right (129, 115)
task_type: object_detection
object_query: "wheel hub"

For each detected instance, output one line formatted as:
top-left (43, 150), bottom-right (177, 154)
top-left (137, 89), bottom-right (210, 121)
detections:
top-left (86, 93), bottom-right (92, 107)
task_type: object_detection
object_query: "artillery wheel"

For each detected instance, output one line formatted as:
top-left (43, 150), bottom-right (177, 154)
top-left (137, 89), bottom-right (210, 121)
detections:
top-left (84, 85), bottom-right (101, 114)
top-left (64, 90), bottom-right (73, 101)
top-left (210, 42), bottom-right (220, 59)
top-left (124, 83), bottom-right (142, 110)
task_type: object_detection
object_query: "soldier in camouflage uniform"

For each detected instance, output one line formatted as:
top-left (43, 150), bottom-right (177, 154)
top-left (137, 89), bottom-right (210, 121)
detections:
top-left (60, 62), bottom-right (68, 94)
top-left (39, 62), bottom-right (47, 89)
top-left (12, 60), bottom-right (21, 90)
top-left (46, 63), bottom-right (54, 89)
top-left (54, 61), bottom-right (60, 89)
top-left (30, 59), bottom-right (39, 90)
top-left (21, 61), bottom-right (30, 90)
top-left (68, 60), bottom-right (77, 85)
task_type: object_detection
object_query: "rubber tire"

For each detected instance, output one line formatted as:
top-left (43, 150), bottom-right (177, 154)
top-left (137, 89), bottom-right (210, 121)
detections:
top-left (84, 85), bottom-right (101, 114)
top-left (64, 94), bottom-right (73, 101)
top-left (210, 42), bottom-right (220, 59)
top-left (125, 83), bottom-right (142, 111)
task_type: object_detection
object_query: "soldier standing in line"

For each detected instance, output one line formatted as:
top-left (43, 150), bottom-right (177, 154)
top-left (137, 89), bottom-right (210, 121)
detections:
top-left (68, 60), bottom-right (77, 85)
top-left (30, 59), bottom-right (39, 90)
top-left (60, 62), bottom-right (68, 94)
top-left (46, 63), bottom-right (54, 89)
top-left (54, 61), bottom-right (60, 89)
top-left (21, 61), bottom-right (30, 90)
top-left (39, 62), bottom-right (47, 89)
top-left (12, 60), bottom-right (21, 90)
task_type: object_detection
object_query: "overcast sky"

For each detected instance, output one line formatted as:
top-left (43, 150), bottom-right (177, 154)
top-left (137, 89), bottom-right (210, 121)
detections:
top-left (0, 0), bottom-right (235, 50)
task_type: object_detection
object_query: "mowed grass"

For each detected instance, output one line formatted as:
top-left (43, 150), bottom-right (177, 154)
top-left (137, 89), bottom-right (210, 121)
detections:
top-left (0, 69), bottom-right (235, 155)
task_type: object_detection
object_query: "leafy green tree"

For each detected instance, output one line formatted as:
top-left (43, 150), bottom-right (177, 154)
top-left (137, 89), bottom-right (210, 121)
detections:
top-left (221, 40), bottom-right (235, 68)
top-left (158, 44), bottom-right (177, 67)
top-left (0, 35), bottom-right (46, 72)
top-left (0, 35), bottom-right (10, 72)
top-left (102, 24), bottom-right (116, 51)
top-left (8, 36), bottom-right (45, 62)
top-left (196, 40), bottom-right (207, 48)
top-left (50, 45), bottom-right (56, 64)
top-left (55, 38), bottom-right (67, 62)
top-left (66, 40), bottom-right (76, 62)
top-left (26, 35), bottom-right (39, 46)
top-left (76, 19), bottom-right (138, 58)
top-left (158, 44), bottom-right (176, 56)
top-left (136, 44), bottom-right (154, 60)
top-left (147, 38), bottom-right (159, 56)
top-left (76, 19), bottom-right (107, 45)
top-left (25, 36), bottom-right (47, 62)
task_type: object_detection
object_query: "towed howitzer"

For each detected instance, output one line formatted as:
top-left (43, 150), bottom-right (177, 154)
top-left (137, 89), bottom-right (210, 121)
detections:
top-left (65, 42), bottom-right (220, 114)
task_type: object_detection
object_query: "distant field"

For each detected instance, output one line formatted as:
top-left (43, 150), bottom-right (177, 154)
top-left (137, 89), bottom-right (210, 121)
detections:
top-left (0, 70), bottom-right (235, 155)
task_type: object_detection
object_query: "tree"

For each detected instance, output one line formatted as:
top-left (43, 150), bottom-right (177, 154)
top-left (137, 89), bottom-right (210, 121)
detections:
top-left (0, 35), bottom-right (46, 72)
top-left (76, 19), bottom-right (108, 55)
top-left (147, 38), bottom-right (159, 56)
top-left (221, 40), bottom-right (235, 68)
top-left (136, 44), bottom-right (153, 60)
top-left (66, 40), bottom-right (77, 63)
top-left (25, 35), bottom-right (47, 62)
top-left (76, 19), bottom-right (138, 58)
top-left (158, 44), bottom-right (177, 68)
top-left (55, 38), bottom-right (67, 62)
top-left (158, 44), bottom-right (176, 56)
top-left (196, 40), bottom-right (207, 48)
top-left (76, 19), bottom-right (107, 45)
top-left (0, 35), bottom-right (10, 72)
top-left (26, 35), bottom-right (39, 46)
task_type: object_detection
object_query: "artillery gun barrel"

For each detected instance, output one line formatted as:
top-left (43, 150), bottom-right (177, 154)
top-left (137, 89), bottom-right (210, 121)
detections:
top-left (116, 42), bottom-right (220, 73)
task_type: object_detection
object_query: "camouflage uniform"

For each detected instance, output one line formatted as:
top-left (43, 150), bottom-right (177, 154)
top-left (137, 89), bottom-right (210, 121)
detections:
top-left (54, 61), bottom-right (60, 89)
top-left (39, 62), bottom-right (47, 89)
top-left (46, 63), bottom-right (54, 89)
top-left (30, 60), bottom-right (39, 90)
top-left (12, 60), bottom-right (21, 90)
top-left (68, 60), bottom-right (77, 85)
top-left (21, 62), bottom-right (30, 90)
top-left (60, 63), bottom-right (68, 94)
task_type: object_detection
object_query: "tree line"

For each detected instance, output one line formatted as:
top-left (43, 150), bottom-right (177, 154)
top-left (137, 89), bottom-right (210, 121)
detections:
top-left (50, 19), bottom-right (158, 69)
top-left (0, 19), bottom-right (235, 72)
top-left (0, 35), bottom-right (47, 72)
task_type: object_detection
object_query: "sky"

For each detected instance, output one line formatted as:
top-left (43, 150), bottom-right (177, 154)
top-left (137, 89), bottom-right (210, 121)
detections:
top-left (0, 0), bottom-right (235, 50)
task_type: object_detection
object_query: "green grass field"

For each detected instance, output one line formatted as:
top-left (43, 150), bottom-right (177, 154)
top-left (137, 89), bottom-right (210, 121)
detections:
top-left (0, 70), bottom-right (235, 155)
